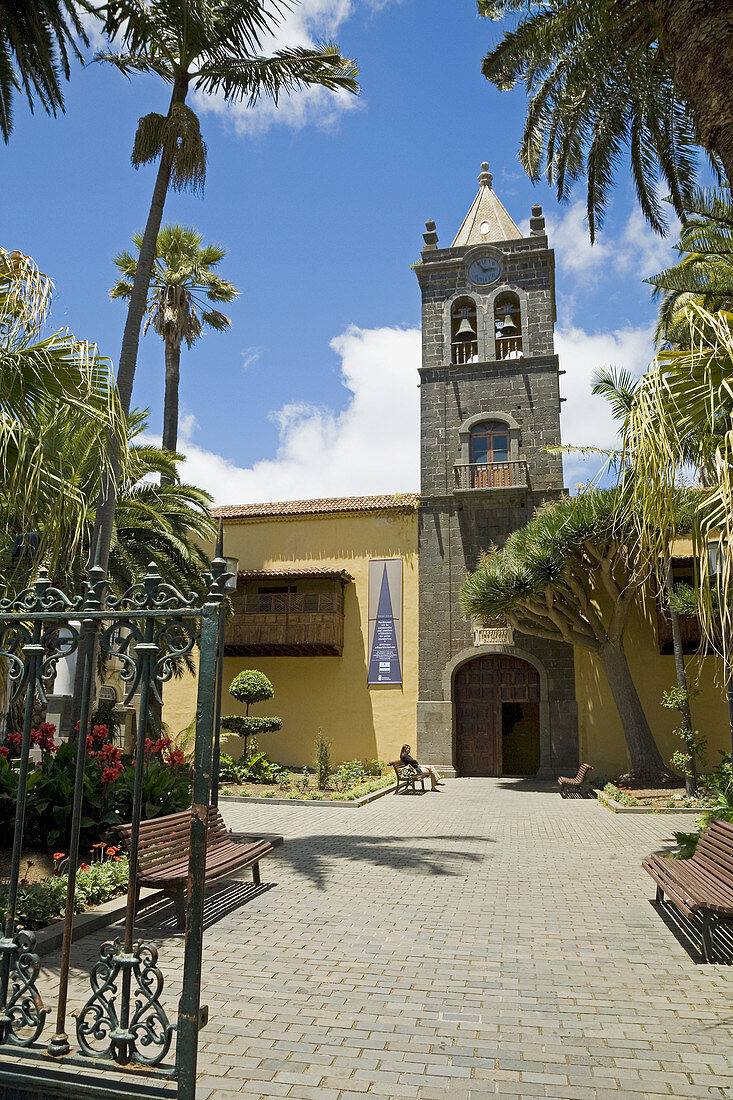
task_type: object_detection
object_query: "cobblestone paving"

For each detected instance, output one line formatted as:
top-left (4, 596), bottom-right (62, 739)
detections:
top-left (36, 781), bottom-right (733, 1098)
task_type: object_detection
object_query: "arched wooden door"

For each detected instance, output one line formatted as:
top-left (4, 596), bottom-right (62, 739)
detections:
top-left (454, 655), bottom-right (540, 776)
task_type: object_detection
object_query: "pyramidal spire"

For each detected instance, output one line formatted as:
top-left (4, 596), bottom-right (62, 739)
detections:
top-left (452, 161), bottom-right (522, 247)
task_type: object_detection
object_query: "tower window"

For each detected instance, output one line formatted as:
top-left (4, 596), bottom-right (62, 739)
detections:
top-left (451, 297), bottom-right (478, 365)
top-left (470, 421), bottom-right (510, 465)
top-left (494, 292), bottom-right (523, 360)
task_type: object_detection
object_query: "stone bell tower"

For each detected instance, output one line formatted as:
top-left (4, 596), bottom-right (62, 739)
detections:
top-left (415, 162), bottom-right (578, 778)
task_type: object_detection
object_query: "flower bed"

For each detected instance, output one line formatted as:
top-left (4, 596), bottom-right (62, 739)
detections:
top-left (221, 774), bottom-right (395, 803)
top-left (1, 848), bottom-right (129, 930)
top-left (0, 722), bottom-right (191, 850)
top-left (598, 782), bottom-right (716, 814)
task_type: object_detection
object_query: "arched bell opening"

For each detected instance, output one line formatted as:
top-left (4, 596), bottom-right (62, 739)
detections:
top-left (493, 291), bottom-right (523, 360)
top-left (451, 296), bottom-right (478, 365)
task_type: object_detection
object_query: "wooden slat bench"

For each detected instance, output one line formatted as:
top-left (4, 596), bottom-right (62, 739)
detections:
top-left (116, 807), bottom-right (272, 930)
top-left (643, 819), bottom-right (733, 961)
top-left (558, 763), bottom-right (593, 798)
top-left (390, 760), bottom-right (426, 795)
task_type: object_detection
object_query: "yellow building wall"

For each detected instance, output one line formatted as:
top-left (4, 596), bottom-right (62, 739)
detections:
top-left (574, 592), bottom-right (731, 781)
top-left (162, 509), bottom-right (418, 769)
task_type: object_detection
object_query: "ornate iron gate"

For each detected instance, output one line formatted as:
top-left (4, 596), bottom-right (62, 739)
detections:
top-left (0, 551), bottom-right (232, 1099)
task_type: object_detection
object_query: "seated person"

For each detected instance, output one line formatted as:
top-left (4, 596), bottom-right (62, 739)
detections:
top-left (399, 743), bottom-right (444, 791)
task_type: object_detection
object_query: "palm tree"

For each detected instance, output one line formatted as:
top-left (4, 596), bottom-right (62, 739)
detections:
top-left (625, 307), bottom-right (733, 624)
top-left (478, 0), bottom-right (729, 239)
top-left (0, 246), bottom-right (126, 581)
top-left (0, 0), bottom-right (93, 141)
top-left (1, 402), bottom-right (215, 597)
top-left (646, 187), bottom-right (733, 346)
top-left (111, 225), bottom-right (238, 455)
top-left (91, 0), bottom-right (358, 571)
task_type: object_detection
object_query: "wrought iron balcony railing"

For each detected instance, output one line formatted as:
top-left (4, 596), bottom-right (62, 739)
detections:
top-left (454, 460), bottom-right (529, 492)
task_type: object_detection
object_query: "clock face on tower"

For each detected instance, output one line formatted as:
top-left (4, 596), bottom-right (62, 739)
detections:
top-left (468, 256), bottom-right (502, 285)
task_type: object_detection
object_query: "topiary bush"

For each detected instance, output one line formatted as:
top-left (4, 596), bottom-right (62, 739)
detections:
top-left (221, 669), bottom-right (282, 756)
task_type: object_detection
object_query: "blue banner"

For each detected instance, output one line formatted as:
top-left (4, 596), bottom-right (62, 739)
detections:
top-left (368, 563), bottom-right (402, 684)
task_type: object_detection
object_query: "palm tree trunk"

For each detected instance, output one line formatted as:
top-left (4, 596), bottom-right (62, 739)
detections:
top-left (91, 79), bottom-right (188, 575)
top-left (656, 1), bottom-right (733, 185)
top-left (665, 555), bottom-right (696, 795)
top-left (162, 339), bottom-right (180, 455)
top-left (598, 639), bottom-right (673, 785)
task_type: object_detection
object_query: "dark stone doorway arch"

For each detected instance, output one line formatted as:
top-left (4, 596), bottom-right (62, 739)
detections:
top-left (454, 654), bottom-right (541, 776)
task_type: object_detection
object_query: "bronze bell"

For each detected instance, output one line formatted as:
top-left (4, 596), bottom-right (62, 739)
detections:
top-left (499, 314), bottom-right (519, 338)
top-left (455, 317), bottom-right (477, 341)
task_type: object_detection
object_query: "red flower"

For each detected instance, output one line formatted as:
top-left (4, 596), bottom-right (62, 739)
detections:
top-left (0, 747), bottom-right (9, 759)
top-left (165, 747), bottom-right (185, 767)
top-left (7, 732), bottom-right (22, 749)
top-left (30, 728), bottom-right (42, 746)
top-left (105, 846), bottom-right (117, 856)
top-left (80, 863), bottom-right (90, 872)
top-left (53, 852), bottom-right (65, 861)
top-left (101, 766), bottom-right (121, 785)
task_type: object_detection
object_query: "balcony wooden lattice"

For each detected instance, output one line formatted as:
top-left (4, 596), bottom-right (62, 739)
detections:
top-left (225, 587), bottom-right (346, 656)
top-left (454, 460), bottom-right (529, 492)
top-left (655, 601), bottom-right (702, 655)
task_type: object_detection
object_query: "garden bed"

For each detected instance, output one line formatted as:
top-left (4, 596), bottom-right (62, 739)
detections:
top-left (220, 775), bottom-right (397, 807)
top-left (598, 783), bottom-right (715, 814)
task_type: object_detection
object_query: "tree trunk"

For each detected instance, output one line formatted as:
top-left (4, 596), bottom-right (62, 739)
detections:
top-left (90, 80), bottom-right (188, 575)
top-left (161, 338), bottom-right (180, 482)
top-left (656, 1), bottom-right (733, 186)
top-left (665, 556), bottom-right (696, 795)
top-left (598, 639), bottom-right (675, 785)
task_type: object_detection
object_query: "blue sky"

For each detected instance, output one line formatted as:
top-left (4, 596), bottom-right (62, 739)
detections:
top-left (3, 0), bottom-right (689, 502)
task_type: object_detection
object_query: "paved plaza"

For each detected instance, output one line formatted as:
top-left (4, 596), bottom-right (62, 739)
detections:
top-left (40, 781), bottom-right (733, 1097)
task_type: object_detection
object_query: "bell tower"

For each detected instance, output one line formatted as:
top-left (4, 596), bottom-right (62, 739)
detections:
top-left (415, 162), bottom-right (578, 778)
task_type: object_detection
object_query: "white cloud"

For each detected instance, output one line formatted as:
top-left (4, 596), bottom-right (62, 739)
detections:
top-left (546, 201), bottom-right (677, 283)
top-left (241, 346), bottom-right (265, 371)
top-left (193, 0), bottom-right (398, 135)
top-left (170, 323), bottom-right (420, 504)
top-left (157, 319), bottom-right (656, 504)
top-left (557, 322), bottom-right (655, 489)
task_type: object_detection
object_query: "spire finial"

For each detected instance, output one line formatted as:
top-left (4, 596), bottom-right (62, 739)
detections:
top-left (478, 161), bottom-right (493, 189)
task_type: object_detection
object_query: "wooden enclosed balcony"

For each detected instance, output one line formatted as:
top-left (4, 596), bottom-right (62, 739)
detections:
top-left (454, 460), bottom-right (529, 492)
top-left (655, 601), bottom-right (702, 655)
top-left (224, 570), bottom-right (351, 656)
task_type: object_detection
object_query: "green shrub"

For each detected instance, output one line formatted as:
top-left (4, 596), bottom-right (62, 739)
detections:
top-left (314, 730), bottom-right (331, 789)
top-left (364, 759), bottom-right (387, 777)
top-left (229, 670), bottom-right (274, 704)
top-left (275, 767), bottom-right (292, 790)
top-left (0, 856), bottom-right (130, 931)
top-left (217, 750), bottom-right (278, 784)
top-left (671, 753), bottom-right (733, 857)
top-left (603, 782), bottom-right (638, 807)
top-left (221, 669), bottom-right (283, 755)
top-left (260, 789), bottom-right (277, 798)
top-left (333, 760), bottom-right (365, 791)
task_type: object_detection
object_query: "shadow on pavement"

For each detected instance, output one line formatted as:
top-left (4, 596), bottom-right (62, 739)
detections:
top-left (494, 777), bottom-right (564, 793)
top-left (255, 832), bottom-right (491, 890)
top-left (651, 899), bottom-right (733, 965)
top-left (130, 881), bottom-right (276, 935)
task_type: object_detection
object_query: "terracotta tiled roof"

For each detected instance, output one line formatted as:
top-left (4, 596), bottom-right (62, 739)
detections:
top-left (239, 568), bottom-right (353, 582)
top-left (214, 493), bottom-right (420, 520)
